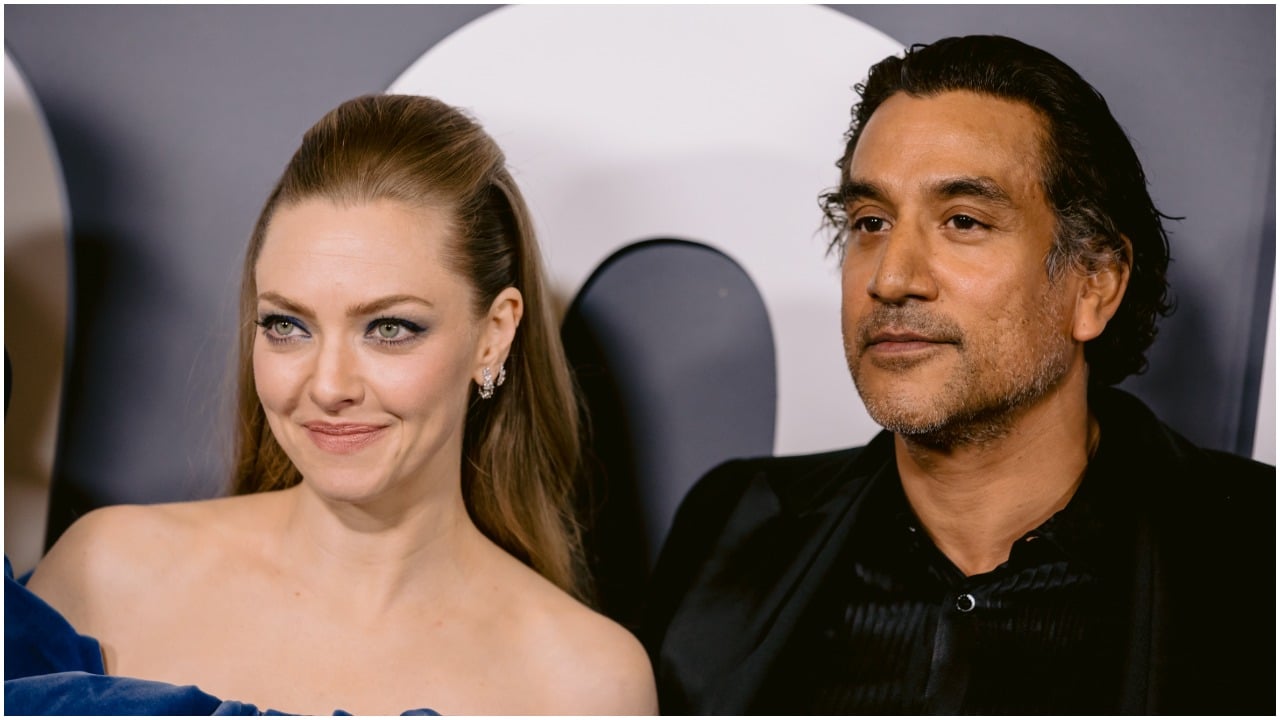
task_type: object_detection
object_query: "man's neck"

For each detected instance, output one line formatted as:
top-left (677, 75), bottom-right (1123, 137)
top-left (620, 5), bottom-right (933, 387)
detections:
top-left (893, 382), bottom-right (1098, 577)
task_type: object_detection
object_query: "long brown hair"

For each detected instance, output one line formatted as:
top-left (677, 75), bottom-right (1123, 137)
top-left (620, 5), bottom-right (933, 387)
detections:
top-left (232, 94), bottom-right (586, 599)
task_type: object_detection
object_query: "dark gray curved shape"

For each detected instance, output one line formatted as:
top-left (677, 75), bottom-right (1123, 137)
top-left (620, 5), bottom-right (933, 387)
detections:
top-left (562, 239), bottom-right (776, 625)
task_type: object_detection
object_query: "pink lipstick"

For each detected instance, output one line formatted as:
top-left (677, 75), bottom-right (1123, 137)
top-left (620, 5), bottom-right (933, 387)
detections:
top-left (302, 422), bottom-right (388, 454)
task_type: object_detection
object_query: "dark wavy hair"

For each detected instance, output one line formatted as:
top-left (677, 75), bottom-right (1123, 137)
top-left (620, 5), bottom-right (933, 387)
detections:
top-left (822, 35), bottom-right (1174, 386)
top-left (232, 95), bottom-right (587, 600)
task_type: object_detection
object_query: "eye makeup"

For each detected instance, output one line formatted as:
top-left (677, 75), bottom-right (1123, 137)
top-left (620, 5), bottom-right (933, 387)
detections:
top-left (257, 313), bottom-right (310, 345)
top-left (255, 308), bottom-right (430, 349)
top-left (364, 317), bottom-right (428, 347)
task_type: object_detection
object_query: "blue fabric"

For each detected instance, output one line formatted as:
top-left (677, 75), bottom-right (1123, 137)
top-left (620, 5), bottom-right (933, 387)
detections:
top-left (5, 556), bottom-right (105, 680)
top-left (4, 557), bottom-right (439, 715)
top-left (7, 671), bottom-right (267, 715)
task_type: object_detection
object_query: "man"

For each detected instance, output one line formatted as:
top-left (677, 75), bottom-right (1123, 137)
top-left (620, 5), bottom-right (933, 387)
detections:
top-left (642, 35), bottom-right (1274, 714)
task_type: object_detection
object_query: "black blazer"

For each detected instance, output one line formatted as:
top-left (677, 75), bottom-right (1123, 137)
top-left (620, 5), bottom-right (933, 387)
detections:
top-left (641, 389), bottom-right (1275, 714)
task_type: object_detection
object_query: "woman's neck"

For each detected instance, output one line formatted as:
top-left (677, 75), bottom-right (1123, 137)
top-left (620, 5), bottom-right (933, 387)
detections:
top-left (265, 479), bottom-right (491, 620)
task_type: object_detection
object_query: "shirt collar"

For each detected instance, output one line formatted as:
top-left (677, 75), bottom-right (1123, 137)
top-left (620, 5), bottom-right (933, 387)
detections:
top-left (856, 431), bottom-right (1138, 583)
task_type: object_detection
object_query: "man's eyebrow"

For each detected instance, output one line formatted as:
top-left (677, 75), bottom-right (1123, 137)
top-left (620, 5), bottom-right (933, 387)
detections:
top-left (839, 179), bottom-right (888, 205)
top-left (929, 176), bottom-right (1015, 207)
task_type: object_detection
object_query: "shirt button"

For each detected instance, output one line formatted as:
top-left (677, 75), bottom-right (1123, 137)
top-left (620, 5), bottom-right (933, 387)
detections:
top-left (955, 593), bottom-right (977, 613)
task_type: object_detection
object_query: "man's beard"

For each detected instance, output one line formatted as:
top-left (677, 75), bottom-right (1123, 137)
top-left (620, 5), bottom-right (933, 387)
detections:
top-left (847, 296), bottom-right (1074, 451)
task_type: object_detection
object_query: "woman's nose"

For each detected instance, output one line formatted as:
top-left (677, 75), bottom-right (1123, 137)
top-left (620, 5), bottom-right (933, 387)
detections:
top-left (307, 339), bottom-right (364, 412)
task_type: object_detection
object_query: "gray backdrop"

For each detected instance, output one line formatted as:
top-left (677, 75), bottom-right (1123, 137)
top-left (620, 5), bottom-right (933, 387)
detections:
top-left (3, 5), bottom-right (1275, 549)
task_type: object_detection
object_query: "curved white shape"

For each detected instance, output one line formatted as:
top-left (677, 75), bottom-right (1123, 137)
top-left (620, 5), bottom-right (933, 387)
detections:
top-left (390, 5), bottom-right (901, 455)
top-left (5, 51), bottom-right (72, 574)
top-left (1253, 285), bottom-right (1275, 463)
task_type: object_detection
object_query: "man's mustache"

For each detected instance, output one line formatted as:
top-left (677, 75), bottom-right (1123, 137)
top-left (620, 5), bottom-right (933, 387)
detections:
top-left (853, 305), bottom-right (965, 350)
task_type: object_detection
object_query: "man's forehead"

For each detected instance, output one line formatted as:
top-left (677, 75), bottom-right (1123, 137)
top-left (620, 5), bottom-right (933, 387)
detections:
top-left (866, 89), bottom-right (1046, 130)
top-left (848, 90), bottom-right (1048, 191)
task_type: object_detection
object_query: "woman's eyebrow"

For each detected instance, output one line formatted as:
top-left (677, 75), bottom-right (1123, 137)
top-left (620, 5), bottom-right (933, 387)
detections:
top-left (347, 294), bottom-right (434, 316)
top-left (256, 291), bottom-right (313, 316)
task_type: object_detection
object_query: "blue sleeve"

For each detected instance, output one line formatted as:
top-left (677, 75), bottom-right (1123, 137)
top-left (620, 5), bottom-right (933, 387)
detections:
top-left (6, 670), bottom-right (261, 715)
top-left (4, 555), bottom-right (105, 679)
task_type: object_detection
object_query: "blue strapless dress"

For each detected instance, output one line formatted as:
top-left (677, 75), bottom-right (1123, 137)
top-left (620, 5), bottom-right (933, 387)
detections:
top-left (4, 557), bottom-right (438, 715)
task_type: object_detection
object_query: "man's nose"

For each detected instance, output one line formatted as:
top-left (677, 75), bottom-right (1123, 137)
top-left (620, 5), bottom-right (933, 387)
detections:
top-left (865, 222), bottom-right (938, 304)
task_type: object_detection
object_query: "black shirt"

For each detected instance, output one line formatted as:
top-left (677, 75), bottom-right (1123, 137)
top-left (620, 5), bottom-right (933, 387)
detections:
top-left (645, 389), bottom-right (1275, 715)
top-left (758, 438), bottom-right (1137, 714)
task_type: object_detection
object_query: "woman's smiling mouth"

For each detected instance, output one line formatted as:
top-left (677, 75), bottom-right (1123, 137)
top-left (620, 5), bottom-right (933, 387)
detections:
top-left (301, 422), bottom-right (389, 454)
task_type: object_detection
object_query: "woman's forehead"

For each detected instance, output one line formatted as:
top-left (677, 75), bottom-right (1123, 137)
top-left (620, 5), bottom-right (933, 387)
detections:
top-left (255, 199), bottom-right (469, 303)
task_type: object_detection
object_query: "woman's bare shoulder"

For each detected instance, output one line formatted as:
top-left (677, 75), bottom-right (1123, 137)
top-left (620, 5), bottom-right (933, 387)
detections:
top-left (491, 559), bottom-right (658, 715)
top-left (24, 496), bottom-right (261, 630)
top-left (537, 598), bottom-right (658, 714)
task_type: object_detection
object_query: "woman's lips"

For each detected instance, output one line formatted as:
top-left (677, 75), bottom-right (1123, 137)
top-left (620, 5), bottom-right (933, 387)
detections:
top-left (301, 423), bottom-right (388, 454)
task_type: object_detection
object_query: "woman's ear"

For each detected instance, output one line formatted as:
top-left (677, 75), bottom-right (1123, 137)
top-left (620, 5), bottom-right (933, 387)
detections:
top-left (1072, 235), bottom-right (1131, 342)
top-left (473, 287), bottom-right (524, 383)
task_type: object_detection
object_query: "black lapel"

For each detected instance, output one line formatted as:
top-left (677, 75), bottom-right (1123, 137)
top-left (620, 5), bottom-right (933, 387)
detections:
top-left (662, 433), bottom-right (894, 712)
top-left (1096, 388), bottom-right (1186, 713)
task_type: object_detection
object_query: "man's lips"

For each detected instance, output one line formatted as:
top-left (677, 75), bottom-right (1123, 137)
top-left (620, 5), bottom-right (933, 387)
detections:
top-left (301, 422), bottom-right (389, 454)
top-left (862, 329), bottom-right (958, 357)
top-left (866, 330), bottom-right (953, 346)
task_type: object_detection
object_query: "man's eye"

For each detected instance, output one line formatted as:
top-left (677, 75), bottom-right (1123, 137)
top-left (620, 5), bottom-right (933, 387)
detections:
top-left (946, 214), bottom-right (987, 231)
top-left (851, 216), bottom-right (889, 232)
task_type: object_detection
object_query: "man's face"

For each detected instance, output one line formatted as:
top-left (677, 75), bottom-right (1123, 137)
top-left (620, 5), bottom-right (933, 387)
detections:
top-left (840, 90), bottom-right (1084, 446)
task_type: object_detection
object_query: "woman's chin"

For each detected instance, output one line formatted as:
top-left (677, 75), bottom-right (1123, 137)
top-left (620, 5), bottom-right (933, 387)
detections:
top-left (297, 471), bottom-right (396, 506)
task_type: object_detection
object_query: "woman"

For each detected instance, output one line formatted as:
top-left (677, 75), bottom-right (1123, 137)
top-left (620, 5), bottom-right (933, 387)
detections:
top-left (24, 94), bottom-right (657, 715)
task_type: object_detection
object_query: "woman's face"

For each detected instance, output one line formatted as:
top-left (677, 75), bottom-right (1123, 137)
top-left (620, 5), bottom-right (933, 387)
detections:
top-left (252, 198), bottom-right (496, 505)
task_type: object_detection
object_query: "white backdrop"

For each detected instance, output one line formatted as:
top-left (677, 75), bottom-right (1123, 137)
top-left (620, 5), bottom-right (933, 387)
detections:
top-left (4, 52), bottom-right (69, 573)
top-left (391, 5), bottom-right (902, 456)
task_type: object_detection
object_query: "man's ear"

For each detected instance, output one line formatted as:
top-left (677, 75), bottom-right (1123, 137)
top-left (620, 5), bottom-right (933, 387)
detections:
top-left (1072, 235), bottom-right (1131, 342)
top-left (473, 287), bottom-right (524, 383)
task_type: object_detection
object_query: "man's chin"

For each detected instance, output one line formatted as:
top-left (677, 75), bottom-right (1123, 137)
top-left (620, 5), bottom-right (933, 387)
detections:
top-left (859, 390), bottom-right (948, 433)
top-left (852, 371), bottom-right (950, 425)
top-left (866, 394), bottom-right (1026, 450)
top-left (867, 406), bottom-right (949, 438)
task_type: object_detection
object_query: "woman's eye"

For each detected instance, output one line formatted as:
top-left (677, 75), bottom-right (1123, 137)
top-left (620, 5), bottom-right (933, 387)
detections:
top-left (258, 314), bottom-right (308, 343)
top-left (367, 318), bottom-right (426, 345)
